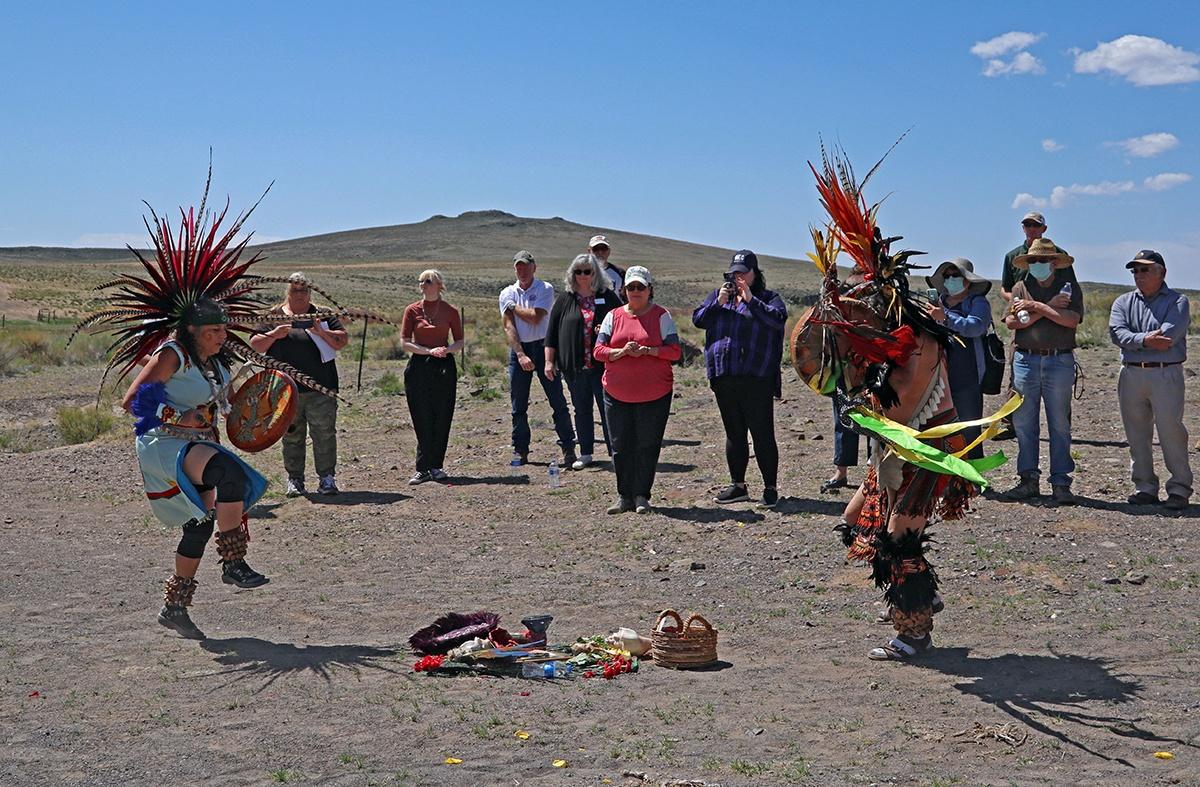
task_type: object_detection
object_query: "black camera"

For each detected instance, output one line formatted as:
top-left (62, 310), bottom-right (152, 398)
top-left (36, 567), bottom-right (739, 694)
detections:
top-left (723, 272), bottom-right (736, 287)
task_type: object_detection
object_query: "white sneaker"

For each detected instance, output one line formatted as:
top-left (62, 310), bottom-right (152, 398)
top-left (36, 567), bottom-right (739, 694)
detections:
top-left (571, 454), bottom-right (593, 471)
top-left (285, 478), bottom-right (306, 497)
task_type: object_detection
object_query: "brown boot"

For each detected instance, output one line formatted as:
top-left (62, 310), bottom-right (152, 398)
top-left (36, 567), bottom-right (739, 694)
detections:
top-left (158, 574), bottom-right (205, 640)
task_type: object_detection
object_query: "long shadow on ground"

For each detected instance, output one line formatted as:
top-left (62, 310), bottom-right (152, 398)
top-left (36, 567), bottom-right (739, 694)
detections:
top-left (306, 491), bottom-right (411, 506)
top-left (916, 647), bottom-right (1196, 766)
top-left (654, 506), bottom-right (765, 524)
top-left (197, 637), bottom-right (401, 692)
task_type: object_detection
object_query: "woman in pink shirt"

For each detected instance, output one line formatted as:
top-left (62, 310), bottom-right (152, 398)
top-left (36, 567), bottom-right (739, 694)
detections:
top-left (593, 266), bottom-right (681, 514)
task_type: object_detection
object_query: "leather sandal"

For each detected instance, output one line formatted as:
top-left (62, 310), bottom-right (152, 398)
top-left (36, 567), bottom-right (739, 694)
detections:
top-left (868, 634), bottom-right (932, 661)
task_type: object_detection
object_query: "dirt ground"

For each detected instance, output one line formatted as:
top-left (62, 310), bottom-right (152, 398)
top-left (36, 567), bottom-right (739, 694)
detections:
top-left (2, 347), bottom-right (1199, 786)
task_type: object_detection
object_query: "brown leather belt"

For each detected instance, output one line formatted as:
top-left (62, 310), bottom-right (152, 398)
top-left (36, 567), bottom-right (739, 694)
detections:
top-left (1015, 347), bottom-right (1073, 356)
top-left (1123, 361), bottom-right (1181, 368)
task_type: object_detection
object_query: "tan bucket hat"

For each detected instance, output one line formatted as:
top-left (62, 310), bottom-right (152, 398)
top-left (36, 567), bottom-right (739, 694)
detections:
top-left (1012, 237), bottom-right (1074, 269)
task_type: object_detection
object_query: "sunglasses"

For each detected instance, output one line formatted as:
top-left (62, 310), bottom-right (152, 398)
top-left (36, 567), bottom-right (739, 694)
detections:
top-left (419, 279), bottom-right (436, 285)
top-left (625, 283), bottom-right (647, 292)
top-left (1021, 222), bottom-right (1044, 228)
top-left (574, 269), bottom-right (594, 276)
top-left (288, 287), bottom-right (311, 294)
top-left (1130, 265), bottom-right (1157, 274)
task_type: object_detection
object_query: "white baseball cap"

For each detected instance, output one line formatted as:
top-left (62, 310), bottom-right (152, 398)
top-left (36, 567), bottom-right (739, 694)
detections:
top-left (588, 234), bottom-right (610, 249)
top-left (624, 265), bottom-right (652, 287)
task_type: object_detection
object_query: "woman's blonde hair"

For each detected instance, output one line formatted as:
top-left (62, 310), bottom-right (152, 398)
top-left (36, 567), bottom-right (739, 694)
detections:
top-left (564, 253), bottom-right (603, 295)
top-left (419, 269), bottom-right (446, 294)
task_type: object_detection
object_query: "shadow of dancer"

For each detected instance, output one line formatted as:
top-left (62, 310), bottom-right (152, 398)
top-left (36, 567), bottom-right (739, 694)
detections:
top-left (198, 637), bottom-right (401, 692)
top-left (916, 646), bottom-right (1194, 765)
top-left (307, 491), bottom-right (411, 506)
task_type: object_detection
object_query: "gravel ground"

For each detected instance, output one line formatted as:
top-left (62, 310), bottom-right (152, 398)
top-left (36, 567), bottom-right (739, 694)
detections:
top-left (2, 348), bottom-right (1198, 786)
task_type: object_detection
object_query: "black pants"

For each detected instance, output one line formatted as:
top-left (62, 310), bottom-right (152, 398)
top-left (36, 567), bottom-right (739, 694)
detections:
top-left (405, 355), bottom-right (457, 472)
top-left (711, 375), bottom-right (778, 488)
top-left (604, 391), bottom-right (671, 500)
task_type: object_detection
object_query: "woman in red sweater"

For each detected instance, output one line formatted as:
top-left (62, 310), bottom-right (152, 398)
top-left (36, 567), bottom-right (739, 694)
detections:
top-left (593, 266), bottom-right (682, 514)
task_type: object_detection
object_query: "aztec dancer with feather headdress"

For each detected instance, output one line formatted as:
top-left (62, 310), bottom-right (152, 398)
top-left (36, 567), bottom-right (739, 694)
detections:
top-left (790, 140), bottom-right (1018, 661)
top-left (71, 163), bottom-right (393, 640)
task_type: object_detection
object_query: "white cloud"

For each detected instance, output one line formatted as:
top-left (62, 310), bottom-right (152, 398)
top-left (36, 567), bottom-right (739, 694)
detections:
top-left (982, 51), bottom-right (1046, 76)
top-left (1050, 180), bottom-right (1136, 208)
top-left (1013, 171), bottom-right (1191, 209)
top-left (1011, 193), bottom-right (1048, 210)
top-left (1074, 35), bottom-right (1200, 86)
top-left (971, 31), bottom-right (1044, 58)
top-left (972, 31), bottom-right (1046, 77)
top-left (1042, 138), bottom-right (1065, 153)
top-left (1142, 172), bottom-right (1192, 191)
top-left (1110, 132), bottom-right (1179, 158)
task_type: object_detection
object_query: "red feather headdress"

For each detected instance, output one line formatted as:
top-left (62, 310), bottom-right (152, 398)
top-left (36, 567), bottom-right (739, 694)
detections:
top-left (71, 163), bottom-right (395, 398)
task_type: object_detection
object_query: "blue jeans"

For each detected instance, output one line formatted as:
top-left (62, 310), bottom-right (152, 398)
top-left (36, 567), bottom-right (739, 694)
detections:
top-left (1012, 351), bottom-right (1075, 486)
top-left (565, 366), bottom-right (610, 456)
top-left (509, 340), bottom-right (576, 455)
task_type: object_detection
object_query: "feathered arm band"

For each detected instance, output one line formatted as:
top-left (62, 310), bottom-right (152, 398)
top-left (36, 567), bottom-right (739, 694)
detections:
top-left (130, 382), bottom-right (169, 436)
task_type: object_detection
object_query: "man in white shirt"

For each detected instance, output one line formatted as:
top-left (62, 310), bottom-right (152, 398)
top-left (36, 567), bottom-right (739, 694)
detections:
top-left (500, 250), bottom-right (577, 466)
top-left (589, 235), bottom-right (625, 297)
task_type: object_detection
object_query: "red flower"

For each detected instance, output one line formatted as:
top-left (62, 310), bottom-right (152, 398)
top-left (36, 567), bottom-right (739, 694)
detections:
top-left (413, 655), bottom-right (445, 672)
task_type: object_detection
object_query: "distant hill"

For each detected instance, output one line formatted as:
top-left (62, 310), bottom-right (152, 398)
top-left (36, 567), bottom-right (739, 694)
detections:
top-left (0, 210), bottom-right (801, 269)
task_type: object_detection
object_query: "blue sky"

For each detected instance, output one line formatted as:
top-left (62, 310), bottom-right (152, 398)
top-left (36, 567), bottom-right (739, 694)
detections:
top-left (2, 2), bottom-right (1196, 286)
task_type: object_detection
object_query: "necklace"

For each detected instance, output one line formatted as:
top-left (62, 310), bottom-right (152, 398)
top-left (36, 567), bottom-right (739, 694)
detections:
top-left (422, 298), bottom-right (443, 324)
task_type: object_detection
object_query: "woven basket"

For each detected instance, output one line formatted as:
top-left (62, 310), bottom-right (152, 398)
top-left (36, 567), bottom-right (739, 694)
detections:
top-left (650, 609), bottom-right (718, 669)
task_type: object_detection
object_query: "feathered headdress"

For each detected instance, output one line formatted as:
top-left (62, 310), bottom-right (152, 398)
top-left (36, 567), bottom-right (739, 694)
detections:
top-left (70, 162), bottom-right (394, 398)
top-left (809, 133), bottom-right (950, 343)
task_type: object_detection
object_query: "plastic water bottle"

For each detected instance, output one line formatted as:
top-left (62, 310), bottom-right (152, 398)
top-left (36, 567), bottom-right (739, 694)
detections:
top-left (509, 458), bottom-right (523, 477)
top-left (548, 460), bottom-right (560, 489)
top-left (1017, 307), bottom-right (1031, 325)
top-left (521, 661), bottom-right (572, 679)
top-left (1059, 282), bottom-right (1072, 299)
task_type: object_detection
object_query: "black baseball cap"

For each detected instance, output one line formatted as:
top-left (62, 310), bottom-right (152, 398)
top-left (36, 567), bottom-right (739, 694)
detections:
top-left (727, 249), bottom-right (759, 273)
top-left (1125, 249), bottom-right (1165, 269)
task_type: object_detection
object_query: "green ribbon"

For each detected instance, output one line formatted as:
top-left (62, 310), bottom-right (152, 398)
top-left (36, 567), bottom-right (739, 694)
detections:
top-left (848, 410), bottom-right (1008, 489)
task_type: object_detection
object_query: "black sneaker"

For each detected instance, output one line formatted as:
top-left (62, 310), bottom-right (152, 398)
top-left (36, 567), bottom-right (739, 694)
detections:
top-left (409, 470), bottom-right (434, 485)
top-left (222, 559), bottom-right (270, 588)
top-left (157, 605), bottom-right (206, 640)
top-left (762, 487), bottom-right (779, 507)
top-left (714, 484), bottom-right (750, 504)
top-left (634, 495), bottom-right (651, 514)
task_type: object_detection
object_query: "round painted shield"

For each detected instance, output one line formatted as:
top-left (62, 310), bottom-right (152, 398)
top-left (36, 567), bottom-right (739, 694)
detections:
top-left (226, 369), bottom-right (299, 452)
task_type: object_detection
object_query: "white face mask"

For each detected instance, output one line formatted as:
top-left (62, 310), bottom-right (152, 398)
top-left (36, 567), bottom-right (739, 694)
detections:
top-left (943, 276), bottom-right (966, 295)
top-left (1028, 261), bottom-right (1053, 281)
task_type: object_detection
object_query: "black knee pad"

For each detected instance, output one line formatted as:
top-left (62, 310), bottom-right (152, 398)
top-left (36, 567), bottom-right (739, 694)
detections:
top-left (201, 452), bottom-right (248, 503)
top-left (177, 514), bottom-right (215, 559)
